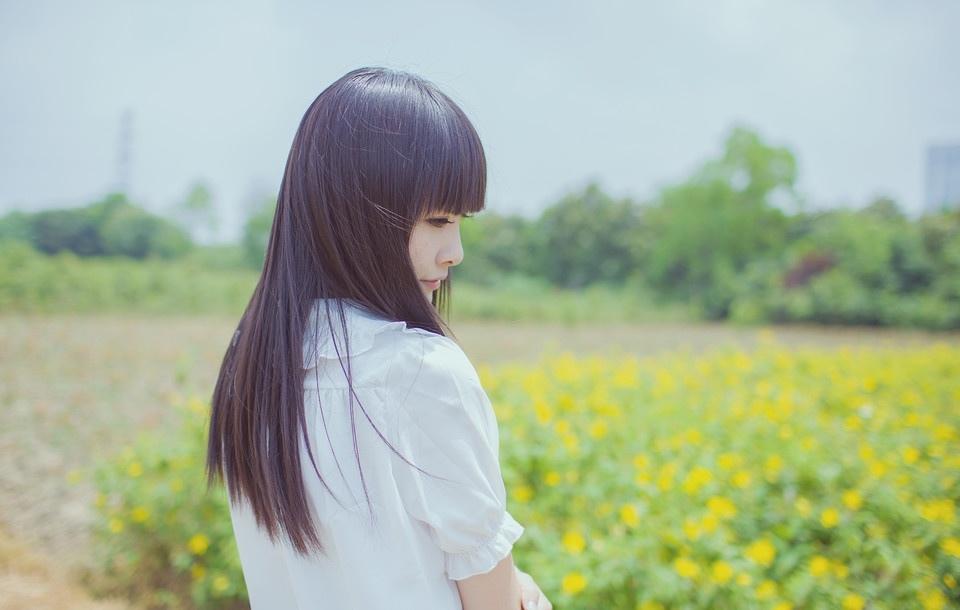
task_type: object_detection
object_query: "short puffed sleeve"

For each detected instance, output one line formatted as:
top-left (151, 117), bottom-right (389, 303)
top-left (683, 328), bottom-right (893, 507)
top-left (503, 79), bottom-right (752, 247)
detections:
top-left (386, 333), bottom-right (525, 581)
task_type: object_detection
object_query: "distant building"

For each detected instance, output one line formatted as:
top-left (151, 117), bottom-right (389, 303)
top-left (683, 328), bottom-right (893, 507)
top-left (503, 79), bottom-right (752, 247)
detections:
top-left (925, 144), bottom-right (960, 213)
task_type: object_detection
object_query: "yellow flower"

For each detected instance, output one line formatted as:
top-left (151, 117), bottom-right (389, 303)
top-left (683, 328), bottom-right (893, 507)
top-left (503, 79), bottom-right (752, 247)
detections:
top-left (188, 533), bottom-right (210, 555)
top-left (821, 507), bottom-right (840, 528)
top-left (718, 452), bottom-right (743, 470)
top-left (794, 496), bottom-right (812, 517)
top-left (673, 556), bottom-right (699, 579)
top-left (701, 513), bottom-right (719, 533)
top-left (130, 506), bottom-right (150, 523)
top-left (710, 560), bottom-right (733, 584)
top-left (918, 588), bottom-right (947, 610)
top-left (632, 453), bottom-right (650, 470)
top-left (832, 560), bottom-right (849, 579)
top-left (842, 593), bottom-right (865, 610)
top-left (941, 537), bottom-right (960, 558)
top-left (706, 496), bottom-right (737, 519)
top-left (868, 459), bottom-right (888, 478)
top-left (620, 504), bottom-right (640, 527)
top-left (108, 518), bottom-right (124, 533)
top-left (212, 574), bottom-right (230, 593)
top-left (190, 564), bottom-right (206, 581)
top-left (637, 601), bottom-right (665, 610)
top-left (943, 573), bottom-right (957, 589)
top-left (533, 400), bottom-right (553, 425)
top-left (560, 432), bottom-right (580, 453)
top-left (588, 419), bottom-right (608, 439)
top-left (764, 455), bottom-right (784, 478)
top-left (126, 461), bottom-right (143, 477)
top-left (735, 572), bottom-right (752, 586)
top-left (732, 470), bottom-right (752, 488)
top-left (842, 490), bottom-right (863, 511)
top-left (682, 466), bottom-right (712, 494)
top-left (513, 485), bottom-right (534, 503)
top-left (561, 571), bottom-right (587, 595)
top-left (656, 473), bottom-right (674, 491)
top-left (918, 498), bottom-right (955, 524)
top-left (745, 538), bottom-right (776, 567)
top-left (682, 518), bottom-right (701, 541)
top-left (684, 428), bottom-right (703, 445)
top-left (902, 445), bottom-right (920, 464)
top-left (550, 354), bottom-right (580, 383)
top-left (772, 603), bottom-right (792, 610)
top-left (809, 555), bottom-right (831, 577)
top-left (755, 579), bottom-right (778, 599)
top-left (545, 471), bottom-right (561, 486)
top-left (844, 414), bottom-right (862, 431)
top-left (562, 530), bottom-right (586, 554)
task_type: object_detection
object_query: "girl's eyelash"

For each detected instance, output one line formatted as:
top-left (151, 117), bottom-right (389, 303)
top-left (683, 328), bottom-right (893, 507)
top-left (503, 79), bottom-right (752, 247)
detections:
top-left (428, 213), bottom-right (474, 226)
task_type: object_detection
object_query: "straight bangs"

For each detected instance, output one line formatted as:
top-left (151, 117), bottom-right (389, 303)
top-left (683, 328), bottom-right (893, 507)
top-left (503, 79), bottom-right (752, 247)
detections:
top-left (407, 94), bottom-right (487, 220)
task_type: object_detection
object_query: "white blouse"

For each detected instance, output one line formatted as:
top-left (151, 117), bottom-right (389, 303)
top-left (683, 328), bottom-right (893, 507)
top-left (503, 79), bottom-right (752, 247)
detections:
top-left (228, 298), bottom-right (525, 609)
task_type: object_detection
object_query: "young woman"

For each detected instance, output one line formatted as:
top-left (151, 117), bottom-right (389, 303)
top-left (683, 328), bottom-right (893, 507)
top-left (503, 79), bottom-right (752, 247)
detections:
top-left (206, 67), bottom-right (553, 610)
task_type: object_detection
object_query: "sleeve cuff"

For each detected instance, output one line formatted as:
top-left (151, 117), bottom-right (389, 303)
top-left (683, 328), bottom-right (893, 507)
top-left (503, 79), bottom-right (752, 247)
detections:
top-left (444, 510), bottom-right (525, 581)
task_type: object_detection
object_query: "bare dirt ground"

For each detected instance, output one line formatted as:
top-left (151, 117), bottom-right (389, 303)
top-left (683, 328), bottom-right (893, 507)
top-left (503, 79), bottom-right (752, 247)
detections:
top-left (1, 313), bottom-right (956, 608)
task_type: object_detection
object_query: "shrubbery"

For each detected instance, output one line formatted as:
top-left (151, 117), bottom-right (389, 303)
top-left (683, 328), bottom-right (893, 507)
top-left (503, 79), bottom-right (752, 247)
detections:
top-left (88, 397), bottom-right (246, 609)
top-left (0, 241), bottom-right (255, 315)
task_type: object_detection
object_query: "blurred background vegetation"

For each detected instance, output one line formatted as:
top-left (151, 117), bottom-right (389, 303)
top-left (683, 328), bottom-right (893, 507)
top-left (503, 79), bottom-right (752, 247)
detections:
top-left (3, 125), bottom-right (958, 329)
top-left (3, 123), bottom-right (958, 610)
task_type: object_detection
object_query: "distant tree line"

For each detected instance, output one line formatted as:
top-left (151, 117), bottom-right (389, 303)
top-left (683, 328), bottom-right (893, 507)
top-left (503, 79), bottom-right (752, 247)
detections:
top-left (2, 125), bottom-right (958, 328)
top-left (0, 192), bottom-right (192, 259)
top-left (451, 127), bottom-right (960, 328)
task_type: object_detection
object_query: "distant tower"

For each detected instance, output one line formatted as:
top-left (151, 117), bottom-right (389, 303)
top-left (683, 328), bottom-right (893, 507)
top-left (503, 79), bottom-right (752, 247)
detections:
top-left (115, 108), bottom-right (133, 196)
top-left (925, 143), bottom-right (960, 214)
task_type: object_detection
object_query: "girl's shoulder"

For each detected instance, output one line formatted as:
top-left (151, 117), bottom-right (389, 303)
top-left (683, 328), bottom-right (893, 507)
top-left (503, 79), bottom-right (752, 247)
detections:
top-left (385, 325), bottom-right (481, 393)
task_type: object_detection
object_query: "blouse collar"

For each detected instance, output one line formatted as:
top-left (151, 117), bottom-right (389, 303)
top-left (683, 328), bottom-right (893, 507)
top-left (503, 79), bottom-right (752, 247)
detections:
top-left (302, 298), bottom-right (407, 367)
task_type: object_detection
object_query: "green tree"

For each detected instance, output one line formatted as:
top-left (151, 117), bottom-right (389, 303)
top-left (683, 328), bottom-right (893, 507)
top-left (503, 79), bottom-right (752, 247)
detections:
top-left (0, 210), bottom-right (35, 245)
top-left (535, 181), bottom-right (641, 289)
top-left (457, 211), bottom-right (542, 284)
top-left (170, 181), bottom-right (219, 244)
top-left (640, 125), bottom-right (795, 317)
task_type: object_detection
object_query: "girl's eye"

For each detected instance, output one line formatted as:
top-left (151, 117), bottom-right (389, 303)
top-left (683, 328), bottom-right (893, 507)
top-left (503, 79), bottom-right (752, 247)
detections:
top-left (426, 213), bottom-right (473, 227)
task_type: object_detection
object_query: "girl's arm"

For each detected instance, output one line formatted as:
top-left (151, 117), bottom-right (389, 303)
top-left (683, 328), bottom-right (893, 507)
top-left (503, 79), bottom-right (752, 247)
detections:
top-left (455, 553), bottom-right (523, 610)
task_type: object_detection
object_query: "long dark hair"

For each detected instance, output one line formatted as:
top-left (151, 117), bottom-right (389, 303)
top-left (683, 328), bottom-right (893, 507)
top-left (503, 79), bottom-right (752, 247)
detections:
top-left (206, 67), bottom-right (486, 555)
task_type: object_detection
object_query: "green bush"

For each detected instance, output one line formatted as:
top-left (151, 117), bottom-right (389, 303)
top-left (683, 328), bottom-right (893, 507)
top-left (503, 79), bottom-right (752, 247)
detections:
top-left (89, 397), bottom-right (245, 609)
top-left (0, 241), bottom-right (255, 315)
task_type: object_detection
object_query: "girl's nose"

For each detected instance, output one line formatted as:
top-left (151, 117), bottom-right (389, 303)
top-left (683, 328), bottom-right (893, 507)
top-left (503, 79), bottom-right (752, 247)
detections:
top-left (439, 230), bottom-right (464, 267)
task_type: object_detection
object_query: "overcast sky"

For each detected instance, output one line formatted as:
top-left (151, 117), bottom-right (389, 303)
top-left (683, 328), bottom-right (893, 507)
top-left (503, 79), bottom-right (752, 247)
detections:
top-left (1, 0), bottom-right (958, 242)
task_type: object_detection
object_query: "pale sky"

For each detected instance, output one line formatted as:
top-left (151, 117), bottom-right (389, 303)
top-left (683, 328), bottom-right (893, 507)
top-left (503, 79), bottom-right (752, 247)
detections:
top-left (1, 0), bottom-right (958, 242)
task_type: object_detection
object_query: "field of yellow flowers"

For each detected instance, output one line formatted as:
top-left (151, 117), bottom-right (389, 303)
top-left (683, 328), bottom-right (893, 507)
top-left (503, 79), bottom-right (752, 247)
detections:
top-left (90, 334), bottom-right (960, 609)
